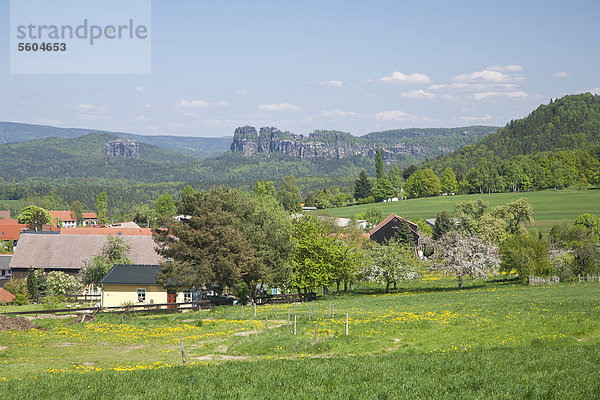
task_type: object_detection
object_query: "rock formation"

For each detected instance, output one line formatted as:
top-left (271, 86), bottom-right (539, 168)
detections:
top-left (104, 139), bottom-right (140, 159)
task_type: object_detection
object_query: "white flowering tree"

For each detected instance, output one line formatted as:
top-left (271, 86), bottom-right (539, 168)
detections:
top-left (46, 271), bottom-right (82, 296)
top-left (433, 231), bottom-right (499, 288)
top-left (366, 240), bottom-right (420, 291)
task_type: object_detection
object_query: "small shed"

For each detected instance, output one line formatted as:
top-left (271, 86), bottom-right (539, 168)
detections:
top-left (369, 213), bottom-right (420, 245)
top-left (99, 264), bottom-right (199, 308)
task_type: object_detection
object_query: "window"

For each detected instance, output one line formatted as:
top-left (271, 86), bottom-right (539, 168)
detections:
top-left (183, 290), bottom-right (192, 302)
top-left (137, 288), bottom-right (146, 303)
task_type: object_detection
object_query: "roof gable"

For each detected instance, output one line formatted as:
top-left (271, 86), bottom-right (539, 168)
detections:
top-left (0, 287), bottom-right (15, 303)
top-left (100, 264), bottom-right (161, 285)
top-left (369, 214), bottom-right (419, 236)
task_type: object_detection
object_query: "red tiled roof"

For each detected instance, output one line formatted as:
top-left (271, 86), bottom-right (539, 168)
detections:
top-left (0, 220), bottom-right (28, 241)
top-left (60, 227), bottom-right (152, 236)
top-left (369, 213), bottom-right (419, 236)
top-left (0, 287), bottom-right (15, 303)
top-left (49, 211), bottom-right (75, 221)
top-left (82, 213), bottom-right (98, 219)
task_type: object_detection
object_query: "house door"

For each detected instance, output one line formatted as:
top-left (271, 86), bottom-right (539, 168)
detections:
top-left (167, 292), bottom-right (177, 308)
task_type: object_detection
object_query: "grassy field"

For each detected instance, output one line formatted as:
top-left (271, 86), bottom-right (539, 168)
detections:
top-left (1, 277), bottom-right (600, 398)
top-left (317, 189), bottom-right (600, 233)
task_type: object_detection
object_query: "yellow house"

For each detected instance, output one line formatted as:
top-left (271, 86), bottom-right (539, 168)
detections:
top-left (100, 264), bottom-right (195, 308)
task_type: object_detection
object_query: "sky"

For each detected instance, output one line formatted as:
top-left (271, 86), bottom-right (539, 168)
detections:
top-left (1, 0), bottom-right (599, 138)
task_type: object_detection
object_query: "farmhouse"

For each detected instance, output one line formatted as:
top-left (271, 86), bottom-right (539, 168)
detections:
top-left (100, 264), bottom-right (200, 308)
top-left (9, 232), bottom-right (161, 279)
top-left (369, 213), bottom-right (420, 245)
top-left (49, 210), bottom-right (98, 228)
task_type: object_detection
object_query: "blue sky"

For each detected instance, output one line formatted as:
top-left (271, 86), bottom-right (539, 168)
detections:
top-left (1, 0), bottom-right (599, 137)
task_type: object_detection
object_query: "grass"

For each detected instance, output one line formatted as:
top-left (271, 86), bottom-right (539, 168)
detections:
top-left (317, 189), bottom-right (600, 233)
top-left (1, 277), bottom-right (600, 398)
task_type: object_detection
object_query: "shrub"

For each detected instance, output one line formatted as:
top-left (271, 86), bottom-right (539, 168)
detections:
top-left (499, 233), bottom-right (553, 283)
top-left (12, 293), bottom-right (26, 306)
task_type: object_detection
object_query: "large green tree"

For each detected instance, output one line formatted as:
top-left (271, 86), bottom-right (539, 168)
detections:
top-left (353, 170), bottom-right (373, 200)
top-left (155, 192), bottom-right (176, 217)
top-left (440, 167), bottom-right (458, 195)
top-left (96, 192), bottom-right (109, 224)
top-left (154, 187), bottom-right (294, 295)
top-left (17, 205), bottom-right (53, 231)
top-left (276, 175), bottom-right (302, 212)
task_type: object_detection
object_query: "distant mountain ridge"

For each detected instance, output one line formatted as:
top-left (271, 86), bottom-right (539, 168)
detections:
top-left (0, 121), bottom-right (231, 159)
top-left (230, 125), bottom-right (498, 162)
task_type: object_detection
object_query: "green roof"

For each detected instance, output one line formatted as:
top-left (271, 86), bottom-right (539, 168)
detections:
top-left (100, 264), bottom-right (161, 285)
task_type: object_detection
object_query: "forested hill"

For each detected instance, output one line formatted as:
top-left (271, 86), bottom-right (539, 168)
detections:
top-left (363, 126), bottom-right (497, 147)
top-left (426, 93), bottom-right (600, 175)
top-left (0, 121), bottom-right (231, 158)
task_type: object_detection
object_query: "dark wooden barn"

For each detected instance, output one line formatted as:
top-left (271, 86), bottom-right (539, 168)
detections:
top-left (369, 214), bottom-right (420, 246)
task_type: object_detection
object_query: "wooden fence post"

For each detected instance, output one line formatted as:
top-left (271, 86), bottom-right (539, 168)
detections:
top-left (287, 310), bottom-right (290, 325)
top-left (294, 315), bottom-right (297, 335)
top-left (346, 313), bottom-right (349, 336)
top-left (179, 338), bottom-right (187, 366)
top-left (254, 303), bottom-right (257, 317)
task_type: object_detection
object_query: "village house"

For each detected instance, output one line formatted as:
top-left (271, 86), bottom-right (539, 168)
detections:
top-left (100, 264), bottom-right (200, 308)
top-left (49, 211), bottom-right (98, 228)
top-left (0, 219), bottom-right (28, 246)
top-left (8, 231), bottom-right (161, 279)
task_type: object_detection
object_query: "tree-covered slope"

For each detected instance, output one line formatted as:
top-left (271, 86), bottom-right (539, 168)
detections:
top-left (427, 93), bottom-right (600, 174)
top-left (363, 126), bottom-right (498, 147)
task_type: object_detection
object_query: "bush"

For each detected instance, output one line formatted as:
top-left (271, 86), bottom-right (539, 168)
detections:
top-left (499, 233), bottom-right (553, 283)
top-left (12, 293), bottom-right (26, 306)
top-left (357, 196), bottom-right (375, 205)
top-left (235, 282), bottom-right (251, 305)
top-left (3, 278), bottom-right (28, 298)
top-left (42, 295), bottom-right (65, 310)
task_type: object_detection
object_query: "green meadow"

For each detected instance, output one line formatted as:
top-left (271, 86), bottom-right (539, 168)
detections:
top-left (1, 276), bottom-right (600, 398)
top-left (319, 189), bottom-right (600, 233)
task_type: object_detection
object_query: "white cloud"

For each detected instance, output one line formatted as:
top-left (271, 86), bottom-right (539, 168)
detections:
top-left (74, 103), bottom-right (107, 112)
top-left (145, 104), bottom-right (152, 108)
top-left (378, 71), bottom-right (431, 84)
top-left (78, 113), bottom-right (109, 121)
top-left (176, 100), bottom-right (211, 108)
top-left (429, 83), bottom-right (470, 90)
top-left (473, 91), bottom-right (528, 100)
top-left (401, 89), bottom-right (436, 99)
top-left (135, 86), bottom-right (145, 93)
top-left (588, 88), bottom-right (600, 95)
top-left (453, 70), bottom-right (513, 83)
top-left (215, 100), bottom-right (229, 106)
top-left (135, 115), bottom-right (151, 122)
top-left (318, 80), bottom-right (345, 88)
top-left (487, 65), bottom-right (523, 72)
top-left (553, 71), bottom-right (571, 78)
top-left (458, 114), bottom-right (492, 123)
top-left (258, 103), bottom-right (300, 111)
top-left (374, 110), bottom-right (411, 121)
top-left (321, 109), bottom-right (357, 117)
top-left (236, 89), bottom-right (249, 95)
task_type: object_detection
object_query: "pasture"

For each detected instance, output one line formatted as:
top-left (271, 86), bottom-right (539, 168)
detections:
top-left (1, 277), bottom-right (600, 398)
top-left (319, 189), bottom-right (600, 233)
